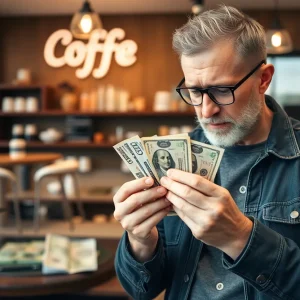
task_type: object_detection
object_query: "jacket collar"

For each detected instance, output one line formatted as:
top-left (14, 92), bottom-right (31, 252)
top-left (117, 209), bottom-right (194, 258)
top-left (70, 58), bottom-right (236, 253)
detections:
top-left (191, 95), bottom-right (300, 159)
top-left (265, 95), bottom-right (300, 159)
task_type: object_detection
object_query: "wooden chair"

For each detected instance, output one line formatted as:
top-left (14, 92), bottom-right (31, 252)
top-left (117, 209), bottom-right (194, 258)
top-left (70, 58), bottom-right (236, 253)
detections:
top-left (0, 167), bottom-right (22, 233)
top-left (33, 159), bottom-right (85, 232)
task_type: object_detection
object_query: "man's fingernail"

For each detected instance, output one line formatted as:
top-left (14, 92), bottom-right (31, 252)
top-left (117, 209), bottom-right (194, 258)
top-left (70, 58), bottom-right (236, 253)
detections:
top-left (167, 169), bottom-right (173, 177)
top-left (145, 178), bottom-right (153, 185)
top-left (160, 176), bottom-right (168, 185)
top-left (157, 187), bottom-right (165, 194)
top-left (160, 176), bottom-right (167, 184)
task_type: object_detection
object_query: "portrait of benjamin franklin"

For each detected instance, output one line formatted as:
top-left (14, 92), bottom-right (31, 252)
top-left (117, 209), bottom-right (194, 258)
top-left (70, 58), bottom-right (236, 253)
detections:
top-left (152, 149), bottom-right (176, 179)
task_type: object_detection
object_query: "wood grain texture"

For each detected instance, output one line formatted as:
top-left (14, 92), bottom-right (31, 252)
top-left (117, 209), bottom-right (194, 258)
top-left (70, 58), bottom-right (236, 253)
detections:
top-left (0, 14), bottom-right (188, 110)
top-left (0, 152), bottom-right (62, 165)
top-left (0, 238), bottom-right (117, 297)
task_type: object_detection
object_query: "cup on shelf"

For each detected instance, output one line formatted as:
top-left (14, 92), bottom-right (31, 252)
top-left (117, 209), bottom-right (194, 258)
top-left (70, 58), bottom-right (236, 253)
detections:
top-left (125, 131), bottom-right (142, 139)
top-left (115, 126), bottom-right (124, 142)
top-left (119, 89), bottom-right (129, 112)
top-left (16, 68), bottom-right (31, 85)
top-left (9, 138), bottom-right (26, 159)
top-left (14, 97), bottom-right (26, 112)
top-left (24, 124), bottom-right (38, 141)
top-left (153, 91), bottom-right (171, 112)
top-left (93, 132), bottom-right (104, 144)
top-left (39, 128), bottom-right (63, 143)
top-left (180, 125), bottom-right (193, 133)
top-left (158, 125), bottom-right (169, 136)
top-left (26, 97), bottom-right (38, 112)
top-left (2, 97), bottom-right (14, 112)
top-left (169, 126), bottom-right (180, 135)
top-left (12, 124), bottom-right (24, 139)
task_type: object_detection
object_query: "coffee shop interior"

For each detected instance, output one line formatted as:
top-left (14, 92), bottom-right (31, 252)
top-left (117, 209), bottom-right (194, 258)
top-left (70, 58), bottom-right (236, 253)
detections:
top-left (0, 0), bottom-right (300, 299)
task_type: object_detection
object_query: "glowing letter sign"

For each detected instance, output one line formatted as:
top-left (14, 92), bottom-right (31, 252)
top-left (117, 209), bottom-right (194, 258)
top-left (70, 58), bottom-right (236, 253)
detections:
top-left (44, 28), bottom-right (138, 79)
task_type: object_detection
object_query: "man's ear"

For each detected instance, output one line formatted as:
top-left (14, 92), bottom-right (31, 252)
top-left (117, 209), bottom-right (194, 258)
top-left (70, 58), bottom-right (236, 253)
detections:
top-left (259, 64), bottom-right (275, 94)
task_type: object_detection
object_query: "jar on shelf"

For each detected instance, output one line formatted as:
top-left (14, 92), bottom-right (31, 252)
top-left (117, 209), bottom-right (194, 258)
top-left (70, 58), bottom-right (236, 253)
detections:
top-left (12, 124), bottom-right (24, 139)
top-left (2, 97), bottom-right (14, 112)
top-left (26, 97), bottom-right (39, 112)
top-left (60, 92), bottom-right (78, 111)
top-left (14, 97), bottom-right (26, 112)
top-left (9, 138), bottom-right (26, 158)
top-left (58, 81), bottom-right (78, 111)
top-left (24, 124), bottom-right (38, 141)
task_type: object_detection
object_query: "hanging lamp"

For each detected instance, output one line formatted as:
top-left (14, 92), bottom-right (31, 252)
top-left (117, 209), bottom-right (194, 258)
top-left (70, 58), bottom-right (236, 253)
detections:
top-left (191, 0), bottom-right (204, 15)
top-left (265, 0), bottom-right (293, 54)
top-left (70, 0), bottom-right (102, 40)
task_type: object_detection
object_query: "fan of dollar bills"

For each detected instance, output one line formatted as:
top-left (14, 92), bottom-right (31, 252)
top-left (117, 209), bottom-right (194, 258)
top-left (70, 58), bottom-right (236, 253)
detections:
top-left (113, 134), bottom-right (224, 187)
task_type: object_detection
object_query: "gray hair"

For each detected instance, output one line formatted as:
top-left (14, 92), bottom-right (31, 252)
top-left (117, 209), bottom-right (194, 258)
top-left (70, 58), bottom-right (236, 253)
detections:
top-left (173, 5), bottom-right (266, 61)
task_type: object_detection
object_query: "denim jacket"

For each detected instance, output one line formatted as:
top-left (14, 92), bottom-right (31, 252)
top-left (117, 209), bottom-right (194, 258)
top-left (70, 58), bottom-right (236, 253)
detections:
top-left (115, 96), bottom-right (300, 300)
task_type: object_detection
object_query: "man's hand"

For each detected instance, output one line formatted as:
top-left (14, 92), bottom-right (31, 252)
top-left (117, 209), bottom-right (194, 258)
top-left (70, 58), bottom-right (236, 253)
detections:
top-left (160, 169), bottom-right (253, 260)
top-left (113, 177), bottom-right (171, 262)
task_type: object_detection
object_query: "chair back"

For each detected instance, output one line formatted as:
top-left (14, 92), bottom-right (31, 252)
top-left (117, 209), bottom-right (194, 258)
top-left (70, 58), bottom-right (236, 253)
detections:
top-left (0, 167), bottom-right (17, 182)
top-left (34, 160), bottom-right (79, 182)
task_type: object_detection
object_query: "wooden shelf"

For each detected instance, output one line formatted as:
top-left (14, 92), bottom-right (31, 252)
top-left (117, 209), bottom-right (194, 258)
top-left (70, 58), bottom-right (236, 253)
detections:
top-left (0, 141), bottom-right (114, 148)
top-left (5, 190), bottom-right (114, 204)
top-left (0, 84), bottom-right (49, 90)
top-left (0, 110), bottom-right (195, 117)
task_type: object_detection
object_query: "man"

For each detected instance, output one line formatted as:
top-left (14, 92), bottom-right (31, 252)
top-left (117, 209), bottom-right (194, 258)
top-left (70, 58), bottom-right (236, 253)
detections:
top-left (113, 5), bottom-right (300, 300)
top-left (152, 149), bottom-right (176, 179)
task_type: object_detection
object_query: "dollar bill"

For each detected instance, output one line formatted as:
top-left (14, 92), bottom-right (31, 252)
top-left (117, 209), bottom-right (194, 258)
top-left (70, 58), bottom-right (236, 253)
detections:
top-left (69, 239), bottom-right (97, 274)
top-left (141, 136), bottom-right (192, 180)
top-left (0, 241), bottom-right (45, 264)
top-left (43, 234), bottom-right (69, 273)
top-left (190, 140), bottom-right (224, 182)
top-left (113, 134), bottom-right (224, 217)
top-left (114, 136), bottom-right (160, 186)
top-left (113, 143), bottom-right (146, 179)
top-left (43, 234), bottom-right (97, 274)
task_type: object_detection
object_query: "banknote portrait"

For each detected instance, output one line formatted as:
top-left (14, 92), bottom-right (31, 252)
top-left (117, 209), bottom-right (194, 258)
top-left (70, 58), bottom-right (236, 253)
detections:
top-left (152, 149), bottom-right (176, 179)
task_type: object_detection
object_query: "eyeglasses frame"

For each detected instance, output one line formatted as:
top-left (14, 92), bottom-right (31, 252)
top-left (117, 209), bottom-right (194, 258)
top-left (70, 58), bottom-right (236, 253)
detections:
top-left (176, 59), bottom-right (266, 106)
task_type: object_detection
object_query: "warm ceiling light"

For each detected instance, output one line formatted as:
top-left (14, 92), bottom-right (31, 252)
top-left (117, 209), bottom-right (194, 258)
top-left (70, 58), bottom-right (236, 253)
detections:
top-left (191, 0), bottom-right (204, 15)
top-left (70, 0), bottom-right (103, 40)
top-left (266, 0), bottom-right (293, 54)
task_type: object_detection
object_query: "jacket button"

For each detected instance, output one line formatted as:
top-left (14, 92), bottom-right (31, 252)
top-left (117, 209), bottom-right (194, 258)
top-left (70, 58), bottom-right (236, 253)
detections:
top-left (239, 186), bottom-right (247, 194)
top-left (216, 282), bottom-right (224, 290)
top-left (290, 211), bottom-right (299, 219)
top-left (256, 274), bottom-right (267, 285)
top-left (184, 274), bottom-right (189, 283)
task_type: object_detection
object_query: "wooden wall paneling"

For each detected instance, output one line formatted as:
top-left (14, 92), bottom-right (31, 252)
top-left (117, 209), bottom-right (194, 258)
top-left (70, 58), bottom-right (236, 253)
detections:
top-left (1, 10), bottom-right (300, 91)
top-left (0, 17), bottom-right (3, 83)
top-left (0, 14), bottom-right (189, 109)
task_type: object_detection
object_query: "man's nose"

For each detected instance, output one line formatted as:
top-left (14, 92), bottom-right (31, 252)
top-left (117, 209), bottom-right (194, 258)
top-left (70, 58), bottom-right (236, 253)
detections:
top-left (200, 93), bottom-right (220, 119)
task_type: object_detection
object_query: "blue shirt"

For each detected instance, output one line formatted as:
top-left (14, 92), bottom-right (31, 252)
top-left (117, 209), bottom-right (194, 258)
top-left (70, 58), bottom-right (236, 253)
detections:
top-left (189, 142), bottom-right (265, 300)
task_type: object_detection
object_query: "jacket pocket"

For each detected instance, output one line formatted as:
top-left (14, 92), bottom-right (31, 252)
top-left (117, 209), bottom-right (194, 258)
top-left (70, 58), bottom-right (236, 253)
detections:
top-left (262, 198), bottom-right (300, 246)
top-left (263, 198), bottom-right (300, 224)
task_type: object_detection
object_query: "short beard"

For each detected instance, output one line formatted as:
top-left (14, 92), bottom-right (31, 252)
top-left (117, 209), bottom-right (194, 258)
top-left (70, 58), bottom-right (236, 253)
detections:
top-left (196, 91), bottom-right (263, 147)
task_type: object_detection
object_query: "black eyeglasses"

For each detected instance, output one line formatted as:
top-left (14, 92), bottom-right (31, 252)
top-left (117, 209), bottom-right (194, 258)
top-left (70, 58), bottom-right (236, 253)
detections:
top-left (176, 59), bottom-right (266, 106)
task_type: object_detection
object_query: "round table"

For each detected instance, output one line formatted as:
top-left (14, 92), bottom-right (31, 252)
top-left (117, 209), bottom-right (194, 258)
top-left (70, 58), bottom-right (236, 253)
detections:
top-left (0, 153), bottom-right (62, 166)
top-left (0, 238), bottom-right (117, 297)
